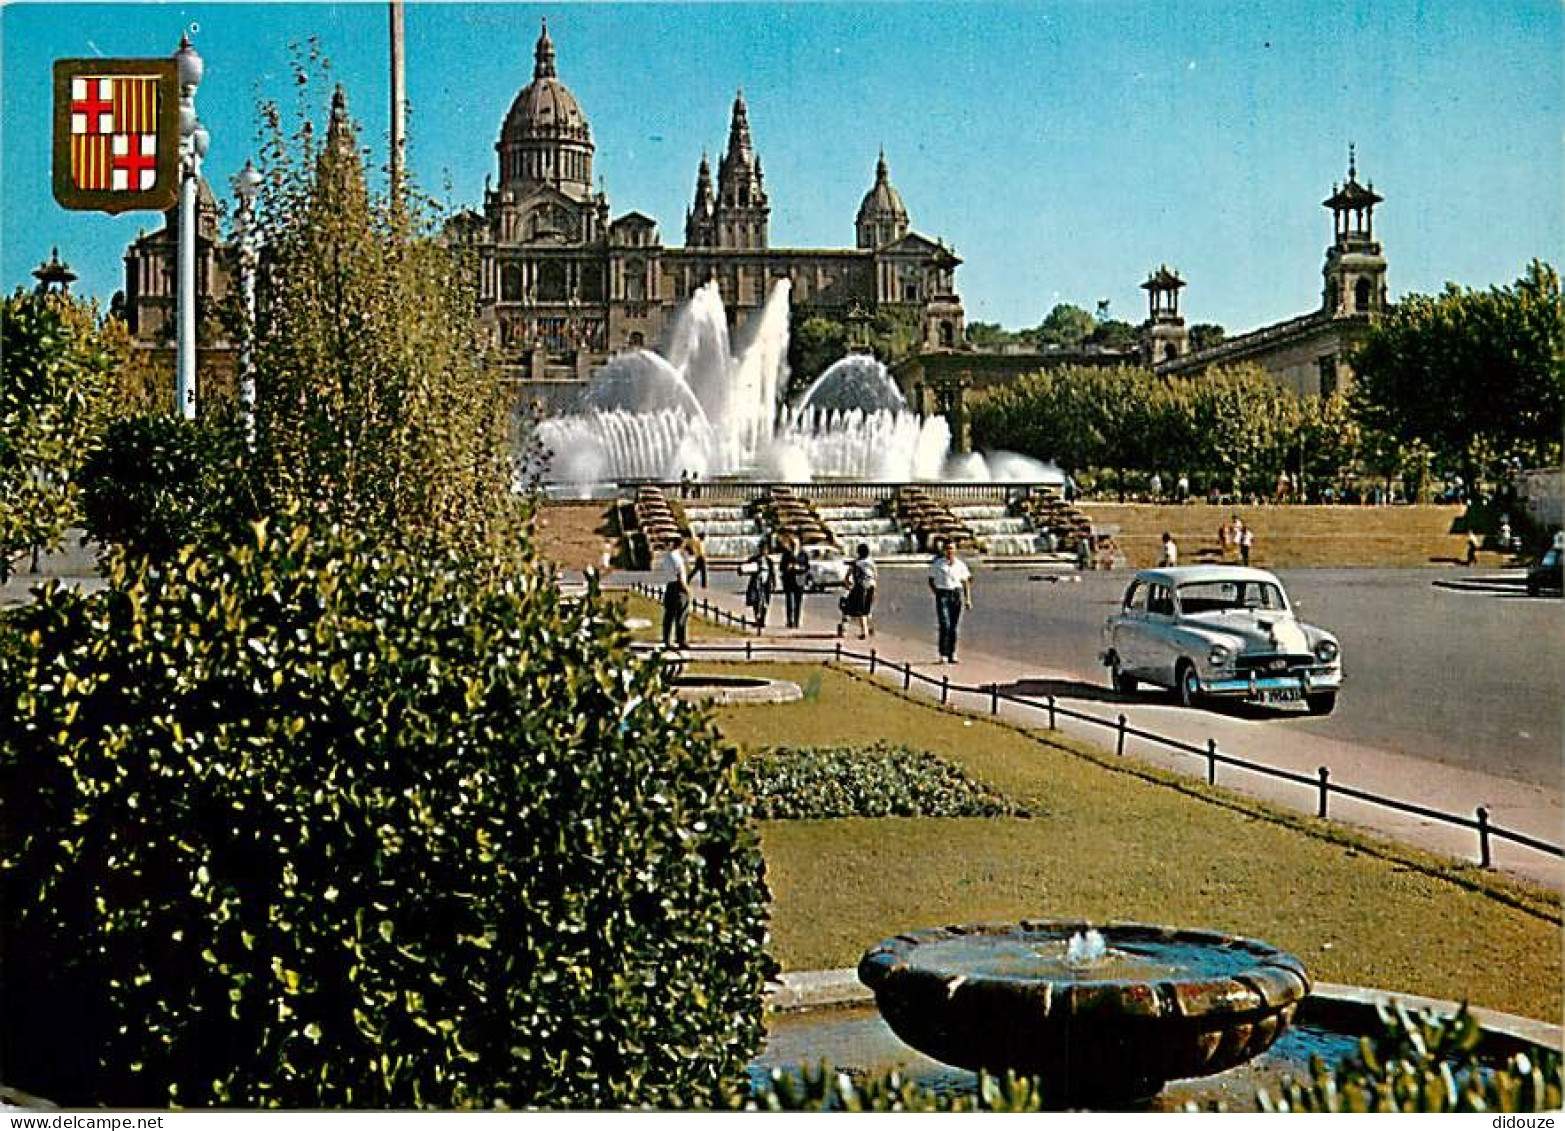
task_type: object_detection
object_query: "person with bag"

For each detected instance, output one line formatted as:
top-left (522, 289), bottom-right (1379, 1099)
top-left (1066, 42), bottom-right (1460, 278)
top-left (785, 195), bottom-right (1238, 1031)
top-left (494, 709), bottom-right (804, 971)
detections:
top-left (836, 543), bottom-right (878, 640)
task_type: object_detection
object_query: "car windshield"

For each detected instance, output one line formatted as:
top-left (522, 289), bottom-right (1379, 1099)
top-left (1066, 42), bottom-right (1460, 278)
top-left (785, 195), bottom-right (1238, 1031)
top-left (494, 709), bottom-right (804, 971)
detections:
top-left (1177, 579), bottom-right (1288, 615)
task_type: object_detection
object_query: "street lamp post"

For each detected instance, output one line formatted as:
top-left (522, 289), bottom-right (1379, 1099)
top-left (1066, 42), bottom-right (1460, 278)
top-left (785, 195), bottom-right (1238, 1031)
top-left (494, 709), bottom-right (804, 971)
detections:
top-left (232, 160), bottom-right (262, 442)
top-left (174, 33), bottom-right (207, 420)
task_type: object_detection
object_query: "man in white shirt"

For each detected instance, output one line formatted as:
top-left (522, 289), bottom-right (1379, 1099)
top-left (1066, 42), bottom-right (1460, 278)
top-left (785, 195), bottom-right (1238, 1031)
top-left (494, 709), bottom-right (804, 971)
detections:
top-left (1159, 532), bottom-right (1178, 567)
top-left (661, 540), bottom-right (690, 648)
top-left (926, 539), bottom-right (973, 663)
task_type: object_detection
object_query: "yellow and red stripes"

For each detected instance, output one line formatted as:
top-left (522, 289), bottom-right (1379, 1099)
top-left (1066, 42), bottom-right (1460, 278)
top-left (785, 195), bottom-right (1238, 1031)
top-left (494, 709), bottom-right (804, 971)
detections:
top-left (72, 133), bottom-right (113, 190)
top-left (112, 77), bottom-right (158, 134)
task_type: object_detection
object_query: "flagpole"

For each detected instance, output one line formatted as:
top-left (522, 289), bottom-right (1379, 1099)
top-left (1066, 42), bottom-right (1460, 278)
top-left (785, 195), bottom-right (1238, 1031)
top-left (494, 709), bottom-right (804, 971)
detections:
top-left (389, 1), bottom-right (405, 209)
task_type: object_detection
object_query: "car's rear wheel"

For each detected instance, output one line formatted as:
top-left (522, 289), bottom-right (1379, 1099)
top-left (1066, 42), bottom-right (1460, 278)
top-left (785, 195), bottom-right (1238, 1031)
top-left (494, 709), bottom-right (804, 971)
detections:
top-left (1176, 661), bottom-right (1202, 709)
top-left (1305, 690), bottom-right (1338, 716)
top-left (1108, 654), bottom-right (1136, 695)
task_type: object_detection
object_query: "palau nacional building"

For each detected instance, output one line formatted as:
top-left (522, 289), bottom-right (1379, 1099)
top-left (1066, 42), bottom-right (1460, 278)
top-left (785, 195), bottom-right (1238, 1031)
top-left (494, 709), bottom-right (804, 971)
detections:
top-left (115, 20), bottom-right (1387, 412)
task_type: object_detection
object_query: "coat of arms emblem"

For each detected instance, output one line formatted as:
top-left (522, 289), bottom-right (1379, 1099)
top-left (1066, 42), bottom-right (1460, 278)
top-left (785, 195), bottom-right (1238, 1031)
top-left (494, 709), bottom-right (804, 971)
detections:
top-left (53, 58), bottom-right (180, 214)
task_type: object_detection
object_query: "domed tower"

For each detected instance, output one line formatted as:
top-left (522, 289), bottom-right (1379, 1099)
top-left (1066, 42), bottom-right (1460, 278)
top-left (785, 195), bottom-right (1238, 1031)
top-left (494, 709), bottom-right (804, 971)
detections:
top-left (856, 150), bottom-right (910, 249)
top-left (1140, 264), bottom-right (1190, 364)
top-left (712, 90), bottom-right (769, 249)
top-left (496, 19), bottom-right (594, 202)
top-left (1321, 144), bottom-right (1387, 318)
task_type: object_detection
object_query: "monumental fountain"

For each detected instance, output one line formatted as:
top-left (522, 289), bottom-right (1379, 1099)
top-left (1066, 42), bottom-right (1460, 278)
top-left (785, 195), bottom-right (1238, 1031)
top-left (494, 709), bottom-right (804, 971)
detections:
top-left (857, 920), bottom-right (1311, 1105)
top-left (537, 280), bottom-right (1060, 487)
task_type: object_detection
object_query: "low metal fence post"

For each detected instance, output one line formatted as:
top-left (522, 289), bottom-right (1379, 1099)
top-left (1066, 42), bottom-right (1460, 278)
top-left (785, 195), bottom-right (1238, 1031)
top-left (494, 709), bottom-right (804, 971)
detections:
top-left (1206, 739), bottom-right (1218, 785)
top-left (1116, 714), bottom-right (1127, 756)
top-left (1048, 695), bottom-right (1057, 731)
top-left (870, 649), bottom-right (878, 675)
top-left (990, 684), bottom-right (999, 715)
top-left (1477, 806), bottom-right (1491, 868)
top-left (835, 641), bottom-right (843, 662)
top-left (941, 675), bottom-right (950, 705)
top-left (745, 639), bottom-right (753, 661)
top-left (1317, 767), bottom-right (1330, 819)
top-left (903, 663), bottom-right (912, 691)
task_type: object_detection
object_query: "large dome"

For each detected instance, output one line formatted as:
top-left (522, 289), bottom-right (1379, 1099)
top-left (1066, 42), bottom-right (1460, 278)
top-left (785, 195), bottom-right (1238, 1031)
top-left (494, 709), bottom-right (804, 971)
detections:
top-left (501, 21), bottom-right (591, 146)
top-left (857, 151), bottom-right (908, 225)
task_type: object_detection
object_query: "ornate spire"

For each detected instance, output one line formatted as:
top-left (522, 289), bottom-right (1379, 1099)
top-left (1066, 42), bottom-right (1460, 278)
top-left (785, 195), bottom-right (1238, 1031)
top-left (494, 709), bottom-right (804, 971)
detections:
top-left (325, 85), bottom-right (354, 158)
top-left (534, 18), bottom-right (556, 80)
top-left (876, 147), bottom-right (889, 183)
top-left (1347, 141), bottom-right (1357, 183)
top-left (725, 88), bottom-right (754, 164)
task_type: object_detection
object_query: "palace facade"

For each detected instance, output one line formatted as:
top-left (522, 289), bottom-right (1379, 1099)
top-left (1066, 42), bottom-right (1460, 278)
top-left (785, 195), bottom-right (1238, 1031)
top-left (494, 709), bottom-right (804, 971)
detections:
top-left (445, 21), bottom-right (965, 407)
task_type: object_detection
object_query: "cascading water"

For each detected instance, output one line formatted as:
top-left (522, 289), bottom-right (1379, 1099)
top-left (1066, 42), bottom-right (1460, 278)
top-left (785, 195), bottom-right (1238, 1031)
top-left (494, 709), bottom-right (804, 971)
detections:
top-left (536, 279), bottom-right (1065, 486)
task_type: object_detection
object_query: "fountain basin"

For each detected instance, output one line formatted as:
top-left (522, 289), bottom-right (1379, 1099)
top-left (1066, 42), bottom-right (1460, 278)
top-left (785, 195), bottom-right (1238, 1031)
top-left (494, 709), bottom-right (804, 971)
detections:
top-left (672, 674), bottom-right (803, 705)
top-left (858, 920), bottom-right (1310, 1102)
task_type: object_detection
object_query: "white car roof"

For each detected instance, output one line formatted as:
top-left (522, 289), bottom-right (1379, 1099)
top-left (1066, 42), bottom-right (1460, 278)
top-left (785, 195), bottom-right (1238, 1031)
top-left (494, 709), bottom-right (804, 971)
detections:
top-left (1132, 565), bottom-right (1285, 588)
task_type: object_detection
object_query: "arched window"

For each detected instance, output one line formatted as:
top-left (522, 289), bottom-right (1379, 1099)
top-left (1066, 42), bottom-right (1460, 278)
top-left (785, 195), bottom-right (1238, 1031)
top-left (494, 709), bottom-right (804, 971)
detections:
top-left (1354, 277), bottom-right (1373, 312)
top-left (501, 264), bottom-right (524, 302)
top-left (628, 331), bottom-right (645, 347)
top-left (1164, 342), bottom-right (1178, 361)
top-left (939, 320), bottom-right (956, 348)
top-left (538, 261), bottom-right (567, 302)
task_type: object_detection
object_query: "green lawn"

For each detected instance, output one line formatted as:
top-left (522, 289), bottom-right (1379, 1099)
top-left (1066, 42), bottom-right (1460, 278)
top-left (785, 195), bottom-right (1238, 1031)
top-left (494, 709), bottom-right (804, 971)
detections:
top-left (706, 662), bottom-right (1562, 1024)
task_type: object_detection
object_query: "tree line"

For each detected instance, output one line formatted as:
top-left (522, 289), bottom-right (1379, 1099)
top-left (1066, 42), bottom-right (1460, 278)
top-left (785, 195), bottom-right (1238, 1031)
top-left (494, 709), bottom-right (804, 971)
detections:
top-left (969, 263), bottom-right (1563, 503)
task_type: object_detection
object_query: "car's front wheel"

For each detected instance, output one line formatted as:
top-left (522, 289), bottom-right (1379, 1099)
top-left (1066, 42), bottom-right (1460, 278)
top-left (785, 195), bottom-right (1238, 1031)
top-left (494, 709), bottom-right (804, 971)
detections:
top-left (1305, 690), bottom-right (1338, 716)
top-left (1107, 654), bottom-right (1137, 695)
top-left (1176, 661), bottom-right (1202, 709)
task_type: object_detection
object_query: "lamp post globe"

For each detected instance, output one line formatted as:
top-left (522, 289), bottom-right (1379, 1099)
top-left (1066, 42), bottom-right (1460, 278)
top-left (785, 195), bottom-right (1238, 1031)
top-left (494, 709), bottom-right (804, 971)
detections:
top-left (234, 159), bottom-right (262, 205)
top-left (174, 33), bottom-right (203, 90)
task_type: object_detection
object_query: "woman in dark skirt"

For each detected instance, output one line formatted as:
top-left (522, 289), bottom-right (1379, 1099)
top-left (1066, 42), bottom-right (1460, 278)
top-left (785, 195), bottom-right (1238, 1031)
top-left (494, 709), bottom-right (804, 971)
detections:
top-left (836, 543), bottom-right (878, 639)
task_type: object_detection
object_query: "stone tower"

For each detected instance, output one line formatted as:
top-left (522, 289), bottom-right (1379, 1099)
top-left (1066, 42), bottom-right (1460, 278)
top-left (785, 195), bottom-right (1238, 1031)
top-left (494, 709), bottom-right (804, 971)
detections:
top-left (856, 150), bottom-right (910, 249)
top-left (711, 90), bottom-right (769, 250)
top-left (685, 152), bottom-right (716, 247)
top-left (1140, 264), bottom-right (1190, 364)
top-left (1321, 144), bottom-right (1388, 318)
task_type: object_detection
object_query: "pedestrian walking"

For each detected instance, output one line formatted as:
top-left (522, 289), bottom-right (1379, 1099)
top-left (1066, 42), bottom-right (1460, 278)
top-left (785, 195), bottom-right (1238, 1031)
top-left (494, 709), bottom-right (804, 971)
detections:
top-left (660, 539), bottom-right (691, 648)
top-left (1239, 524), bottom-right (1254, 567)
top-left (689, 531), bottom-right (709, 588)
top-left (1176, 473), bottom-right (1190, 502)
top-left (837, 543), bottom-right (878, 640)
top-left (781, 536), bottom-right (811, 629)
top-left (1159, 532), bottom-right (1178, 567)
top-left (1465, 530), bottom-right (1480, 566)
top-left (927, 539), bottom-right (973, 663)
top-left (743, 543), bottom-right (776, 627)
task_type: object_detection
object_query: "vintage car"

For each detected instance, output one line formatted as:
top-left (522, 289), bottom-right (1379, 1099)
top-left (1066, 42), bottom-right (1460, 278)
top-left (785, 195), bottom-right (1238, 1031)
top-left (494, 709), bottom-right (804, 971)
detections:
top-left (1101, 566), bottom-right (1343, 714)
top-left (803, 544), bottom-right (850, 592)
top-left (1527, 539), bottom-right (1563, 598)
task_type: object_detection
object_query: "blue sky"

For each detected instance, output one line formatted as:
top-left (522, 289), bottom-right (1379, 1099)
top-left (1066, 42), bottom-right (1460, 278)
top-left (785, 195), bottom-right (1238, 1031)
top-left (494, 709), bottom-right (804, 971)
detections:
top-left (3, 1), bottom-right (1559, 333)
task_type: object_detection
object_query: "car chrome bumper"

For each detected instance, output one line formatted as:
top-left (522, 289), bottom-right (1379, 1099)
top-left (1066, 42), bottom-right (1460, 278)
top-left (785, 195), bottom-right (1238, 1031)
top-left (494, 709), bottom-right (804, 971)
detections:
top-left (1200, 669), bottom-right (1343, 698)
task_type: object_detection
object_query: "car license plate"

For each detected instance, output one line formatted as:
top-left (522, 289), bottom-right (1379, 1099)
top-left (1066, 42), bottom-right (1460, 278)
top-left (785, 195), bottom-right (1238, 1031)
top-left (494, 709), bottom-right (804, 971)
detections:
top-left (1262, 688), bottom-right (1301, 704)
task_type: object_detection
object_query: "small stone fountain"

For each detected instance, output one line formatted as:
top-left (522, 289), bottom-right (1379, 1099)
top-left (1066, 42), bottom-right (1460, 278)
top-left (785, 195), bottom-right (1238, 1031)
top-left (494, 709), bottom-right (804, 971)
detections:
top-left (858, 920), bottom-right (1310, 1105)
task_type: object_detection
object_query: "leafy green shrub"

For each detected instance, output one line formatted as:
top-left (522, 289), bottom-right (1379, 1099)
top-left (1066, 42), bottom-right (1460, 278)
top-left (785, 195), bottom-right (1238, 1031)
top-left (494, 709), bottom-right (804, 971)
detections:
top-left (0, 288), bottom-right (118, 580)
top-left (78, 413), bottom-right (259, 560)
top-left (1258, 1004), bottom-right (1563, 1113)
top-left (0, 516), bottom-right (770, 1108)
top-left (739, 743), bottom-right (1027, 820)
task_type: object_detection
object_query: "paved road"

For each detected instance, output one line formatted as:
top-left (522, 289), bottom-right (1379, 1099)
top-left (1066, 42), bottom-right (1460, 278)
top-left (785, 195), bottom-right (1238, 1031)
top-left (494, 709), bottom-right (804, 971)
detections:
top-left (859, 566), bottom-right (1562, 790)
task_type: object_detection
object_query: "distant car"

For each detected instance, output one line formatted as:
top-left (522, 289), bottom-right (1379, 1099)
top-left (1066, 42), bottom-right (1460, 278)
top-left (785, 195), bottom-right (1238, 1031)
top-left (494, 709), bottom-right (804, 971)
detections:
top-left (1527, 546), bottom-right (1562, 598)
top-left (1101, 566), bottom-right (1343, 715)
top-left (803, 544), bottom-right (849, 592)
